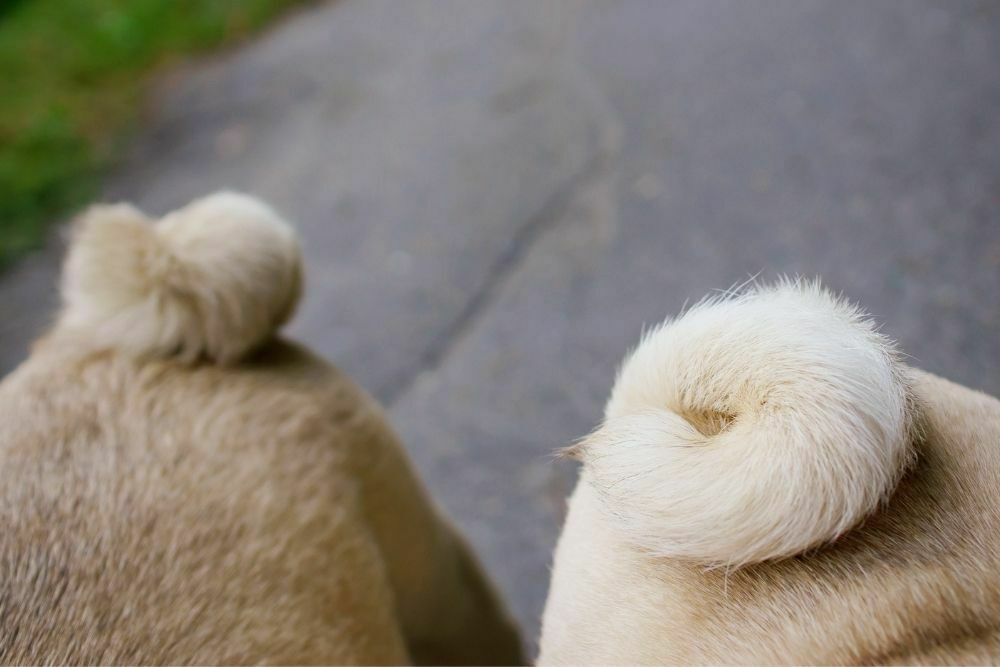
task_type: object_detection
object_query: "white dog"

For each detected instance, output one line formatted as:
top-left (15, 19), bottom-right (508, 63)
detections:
top-left (540, 282), bottom-right (1000, 664)
top-left (0, 193), bottom-right (523, 665)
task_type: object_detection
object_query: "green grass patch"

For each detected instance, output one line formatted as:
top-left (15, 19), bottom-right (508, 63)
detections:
top-left (0, 0), bottom-right (306, 269)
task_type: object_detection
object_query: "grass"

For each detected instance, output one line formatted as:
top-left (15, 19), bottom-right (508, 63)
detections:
top-left (0, 0), bottom-right (306, 269)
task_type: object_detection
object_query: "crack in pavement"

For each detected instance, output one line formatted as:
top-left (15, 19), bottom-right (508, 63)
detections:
top-left (381, 152), bottom-right (611, 407)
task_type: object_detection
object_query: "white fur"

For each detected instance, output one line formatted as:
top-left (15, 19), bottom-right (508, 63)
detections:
top-left (60, 191), bottom-right (302, 364)
top-left (574, 281), bottom-right (913, 566)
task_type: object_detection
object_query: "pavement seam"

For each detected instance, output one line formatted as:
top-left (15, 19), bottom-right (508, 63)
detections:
top-left (381, 152), bottom-right (609, 407)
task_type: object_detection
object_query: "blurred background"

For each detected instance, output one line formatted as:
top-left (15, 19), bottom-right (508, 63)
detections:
top-left (2, 0), bottom-right (998, 651)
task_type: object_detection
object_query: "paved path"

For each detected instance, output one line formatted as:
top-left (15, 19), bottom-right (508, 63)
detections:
top-left (3, 0), bottom-right (998, 653)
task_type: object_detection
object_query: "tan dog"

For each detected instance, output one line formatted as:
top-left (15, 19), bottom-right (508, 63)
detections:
top-left (540, 282), bottom-right (1000, 664)
top-left (0, 193), bottom-right (523, 665)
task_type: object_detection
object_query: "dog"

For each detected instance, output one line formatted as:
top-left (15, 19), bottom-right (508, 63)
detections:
top-left (539, 281), bottom-right (1000, 664)
top-left (0, 193), bottom-right (524, 665)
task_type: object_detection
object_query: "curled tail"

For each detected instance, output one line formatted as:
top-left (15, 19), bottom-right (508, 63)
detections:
top-left (59, 192), bottom-right (302, 364)
top-left (573, 281), bottom-right (914, 566)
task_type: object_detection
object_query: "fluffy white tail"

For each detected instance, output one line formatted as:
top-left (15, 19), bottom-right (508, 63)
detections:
top-left (59, 192), bottom-right (302, 364)
top-left (573, 281), bottom-right (914, 566)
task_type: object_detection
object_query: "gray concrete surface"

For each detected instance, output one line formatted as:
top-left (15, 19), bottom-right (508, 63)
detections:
top-left (2, 0), bottom-right (999, 654)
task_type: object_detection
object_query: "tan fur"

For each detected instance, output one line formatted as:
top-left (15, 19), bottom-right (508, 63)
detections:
top-left (0, 194), bottom-right (522, 665)
top-left (60, 193), bottom-right (303, 365)
top-left (540, 289), bottom-right (1000, 665)
top-left (571, 282), bottom-right (915, 566)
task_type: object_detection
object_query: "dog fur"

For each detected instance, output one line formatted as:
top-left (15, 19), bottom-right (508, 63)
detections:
top-left (0, 193), bottom-right (523, 665)
top-left (540, 282), bottom-right (1000, 664)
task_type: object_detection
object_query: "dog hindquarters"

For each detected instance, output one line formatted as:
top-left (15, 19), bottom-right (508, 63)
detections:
top-left (350, 412), bottom-right (525, 665)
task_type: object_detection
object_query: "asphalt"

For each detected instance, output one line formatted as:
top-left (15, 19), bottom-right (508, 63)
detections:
top-left (2, 0), bottom-right (998, 654)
